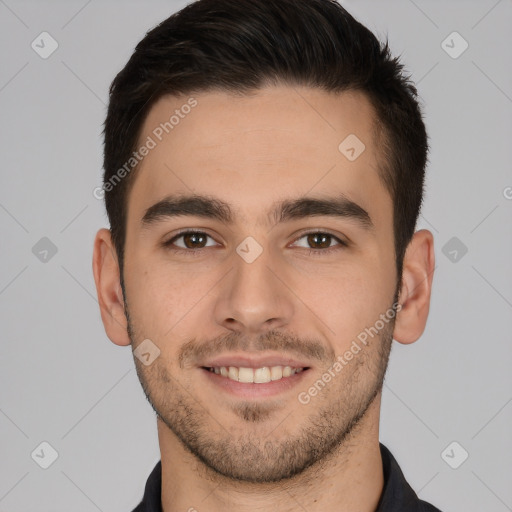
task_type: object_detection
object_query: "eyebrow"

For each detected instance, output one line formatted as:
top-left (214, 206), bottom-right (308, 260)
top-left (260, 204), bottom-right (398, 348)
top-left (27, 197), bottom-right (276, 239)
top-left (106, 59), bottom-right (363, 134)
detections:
top-left (141, 193), bottom-right (374, 230)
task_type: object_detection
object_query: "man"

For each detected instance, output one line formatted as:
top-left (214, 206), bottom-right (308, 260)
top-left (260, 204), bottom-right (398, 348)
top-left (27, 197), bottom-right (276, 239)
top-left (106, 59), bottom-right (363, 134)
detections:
top-left (92, 0), bottom-right (439, 510)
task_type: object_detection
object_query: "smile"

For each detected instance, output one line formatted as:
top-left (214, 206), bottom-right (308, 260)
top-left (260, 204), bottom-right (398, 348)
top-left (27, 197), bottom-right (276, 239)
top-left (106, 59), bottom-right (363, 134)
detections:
top-left (205, 365), bottom-right (306, 383)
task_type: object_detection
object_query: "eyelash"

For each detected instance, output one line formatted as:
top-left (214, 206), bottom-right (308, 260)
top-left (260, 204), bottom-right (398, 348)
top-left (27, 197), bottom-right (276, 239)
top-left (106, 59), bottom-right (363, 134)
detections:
top-left (162, 229), bottom-right (348, 257)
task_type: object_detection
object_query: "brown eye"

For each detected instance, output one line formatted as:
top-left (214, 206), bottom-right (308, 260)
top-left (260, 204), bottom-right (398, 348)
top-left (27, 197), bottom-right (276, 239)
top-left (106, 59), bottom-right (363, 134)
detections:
top-left (306, 233), bottom-right (333, 249)
top-left (182, 232), bottom-right (207, 248)
top-left (291, 231), bottom-right (347, 256)
top-left (164, 231), bottom-right (217, 251)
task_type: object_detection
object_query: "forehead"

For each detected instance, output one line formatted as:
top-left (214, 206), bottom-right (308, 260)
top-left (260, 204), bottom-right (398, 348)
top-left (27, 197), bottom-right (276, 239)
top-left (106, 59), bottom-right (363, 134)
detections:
top-left (128, 85), bottom-right (389, 227)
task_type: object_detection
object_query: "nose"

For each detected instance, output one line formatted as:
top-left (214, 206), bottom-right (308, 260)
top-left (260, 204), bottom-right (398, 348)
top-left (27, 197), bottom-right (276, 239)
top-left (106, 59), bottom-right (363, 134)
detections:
top-left (213, 243), bottom-right (295, 335)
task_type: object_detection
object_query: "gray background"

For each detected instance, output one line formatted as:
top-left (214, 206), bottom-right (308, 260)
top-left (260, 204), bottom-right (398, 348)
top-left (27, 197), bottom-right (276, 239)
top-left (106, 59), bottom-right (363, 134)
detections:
top-left (1, 0), bottom-right (511, 510)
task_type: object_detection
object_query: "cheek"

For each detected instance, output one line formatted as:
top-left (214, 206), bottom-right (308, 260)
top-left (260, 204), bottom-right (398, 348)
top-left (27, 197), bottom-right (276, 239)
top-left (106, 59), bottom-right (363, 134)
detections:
top-left (124, 256), bottom-right (216, 339)
top-left (294, 261), bottom-right (394, 346)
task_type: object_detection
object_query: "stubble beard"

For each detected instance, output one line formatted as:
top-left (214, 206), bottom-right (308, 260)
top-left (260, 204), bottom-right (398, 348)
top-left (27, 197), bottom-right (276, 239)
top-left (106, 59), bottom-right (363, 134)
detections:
top-left (125, 286), bottom-right (395, 483)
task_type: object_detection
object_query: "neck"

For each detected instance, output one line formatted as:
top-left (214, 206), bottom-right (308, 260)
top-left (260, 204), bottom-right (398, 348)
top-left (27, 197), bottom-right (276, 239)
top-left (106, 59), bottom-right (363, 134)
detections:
top-left (158, 396), bottom-right (384, 512)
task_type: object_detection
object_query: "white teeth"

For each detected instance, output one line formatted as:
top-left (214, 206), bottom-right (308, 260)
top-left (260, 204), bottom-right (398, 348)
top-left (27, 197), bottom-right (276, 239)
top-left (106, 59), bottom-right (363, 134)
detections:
top-left (209, 365), bottom-right (304, 383)
top-left (270, 366), bottom-right (283, 380)
top-left (238, 367), bottom-right (254, 383)
top-left (228, 366), bottom-right (239, 381)
top-left (254, 367), bottom-right (271, 383)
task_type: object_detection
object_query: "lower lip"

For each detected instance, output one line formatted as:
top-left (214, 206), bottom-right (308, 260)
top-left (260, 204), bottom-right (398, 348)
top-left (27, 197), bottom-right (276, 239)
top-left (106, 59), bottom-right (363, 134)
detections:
top-left (201, 368), bottom-right (310, 399)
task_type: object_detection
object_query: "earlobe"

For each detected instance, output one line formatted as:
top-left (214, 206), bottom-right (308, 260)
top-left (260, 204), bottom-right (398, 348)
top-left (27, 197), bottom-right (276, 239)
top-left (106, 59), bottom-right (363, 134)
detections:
top-left (393, 229), bottom-right (435, 345)
top-left (92, 228), bottom-right (131, 346)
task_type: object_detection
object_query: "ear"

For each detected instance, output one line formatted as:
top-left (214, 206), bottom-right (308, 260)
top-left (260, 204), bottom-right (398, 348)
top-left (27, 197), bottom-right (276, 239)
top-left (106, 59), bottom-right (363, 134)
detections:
top-left (92, 228), bottom-right (131, 346)
top-left (393, 229), bottom-right (435, 345)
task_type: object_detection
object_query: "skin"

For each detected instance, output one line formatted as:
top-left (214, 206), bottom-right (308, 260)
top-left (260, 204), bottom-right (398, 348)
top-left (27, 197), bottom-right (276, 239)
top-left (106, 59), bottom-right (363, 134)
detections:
top-left (93, 85), bottom-right (435, 512)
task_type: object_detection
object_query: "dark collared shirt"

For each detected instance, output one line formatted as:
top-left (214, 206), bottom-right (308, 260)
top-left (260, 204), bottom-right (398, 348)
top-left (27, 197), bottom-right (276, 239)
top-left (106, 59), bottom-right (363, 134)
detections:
top-left (131, 443), bottom-right (442, 511)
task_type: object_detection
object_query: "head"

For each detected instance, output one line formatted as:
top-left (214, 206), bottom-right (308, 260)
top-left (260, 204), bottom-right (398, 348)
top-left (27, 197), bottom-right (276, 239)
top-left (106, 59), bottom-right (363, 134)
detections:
top-left (93, 0), bottom-right (434, 483)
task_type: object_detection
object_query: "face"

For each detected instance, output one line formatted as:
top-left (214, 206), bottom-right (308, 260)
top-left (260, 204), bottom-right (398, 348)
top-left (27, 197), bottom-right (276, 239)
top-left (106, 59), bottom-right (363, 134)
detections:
top-left (122, 86), bottom-right (398, 482)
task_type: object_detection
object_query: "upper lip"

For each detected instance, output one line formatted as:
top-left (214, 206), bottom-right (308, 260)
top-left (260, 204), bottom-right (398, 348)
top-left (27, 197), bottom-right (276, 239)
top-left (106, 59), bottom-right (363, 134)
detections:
top-left (200, 353), bottom-right (312, 369)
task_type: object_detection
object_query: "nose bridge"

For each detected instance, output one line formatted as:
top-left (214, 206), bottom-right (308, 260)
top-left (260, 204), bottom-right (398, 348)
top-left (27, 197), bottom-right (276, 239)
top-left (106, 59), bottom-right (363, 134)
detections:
top-left (214, 239), bottom-right (294, 333)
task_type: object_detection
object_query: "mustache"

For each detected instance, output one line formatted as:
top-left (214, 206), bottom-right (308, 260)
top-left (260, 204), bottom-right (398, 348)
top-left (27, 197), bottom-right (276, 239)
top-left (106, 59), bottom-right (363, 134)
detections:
top-left (178, 329), bottom-right (335, 369)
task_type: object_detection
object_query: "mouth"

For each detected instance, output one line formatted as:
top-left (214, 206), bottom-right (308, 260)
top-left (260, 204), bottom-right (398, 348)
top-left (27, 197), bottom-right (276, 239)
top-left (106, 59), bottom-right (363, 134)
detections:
top-left (203, 365), bottom-right (308, 384)
top-left (199, 355), bottom-right (312, 399)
